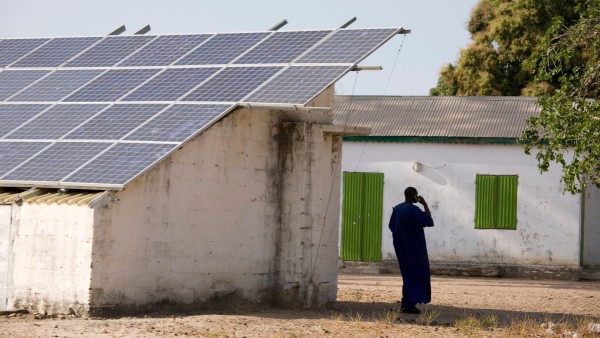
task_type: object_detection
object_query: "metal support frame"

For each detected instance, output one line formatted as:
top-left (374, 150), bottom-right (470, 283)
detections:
top-left (269, 19), bottom-right (288, 31)
top-left (134, 25), bottom-right (151, 35)
top-left (237, 102), bottom-right (330, 112)
top-left (108, 25), bottom-right (126, 36)
top-left (351, 65), bottom-right (383, 71)
top-left (339, 17), bottom-right (357, 29)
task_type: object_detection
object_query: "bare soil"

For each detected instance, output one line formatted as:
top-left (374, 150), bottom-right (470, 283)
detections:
top-left (1, 274), bottom-right (599, 337)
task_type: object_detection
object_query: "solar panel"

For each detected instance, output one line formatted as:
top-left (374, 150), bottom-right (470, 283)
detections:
top-left (175, 32), bottom-right (270, 65)
top-left (245, 65), bottom-right (350, 104)
top-left (182, 66), bottom-right (282, 102)
top-left (63, 69), bottom-right (160, 102)
top-left (297, 28), bottom-right (399, 64)
top-left (0, 70), bottom-right (51, 101)
top-left (0, 38), bottom-right (50, 67)
top-left (65, 35), bottom-right (156, 67)
top-left (9, 69), bottom-right (105, 102)
top-left (10, 37), bottom-right (101, 67)
top-left (0, 141), bottom-right (50, 178)
top-left (121, 67), bottom-right (220, 102)
top-left (3, 141), bottom-right (112, 182)
top-left (0, 104), bottom-right (51, 137)
top-left (0, 27), bottom-right (400, 189)
top-left (64, 143), bottom-right (178, 185)
top-left (7, 104), bottom-right (108, 139)
top-left (234, 30), bottom-right (331, 64)
top-left (117, 34), bottom-right (213, 67)
top-left (125, 104), bottom-right (234, 142)
top-left (64, 104), bottom-right (168, 140)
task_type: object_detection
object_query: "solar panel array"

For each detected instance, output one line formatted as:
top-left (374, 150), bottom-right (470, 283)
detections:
top-left (0, 27), bottom-right (400, 190)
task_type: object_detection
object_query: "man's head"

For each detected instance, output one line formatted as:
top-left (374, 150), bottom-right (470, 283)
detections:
top-left (404, 186), bottom-right (418, 204)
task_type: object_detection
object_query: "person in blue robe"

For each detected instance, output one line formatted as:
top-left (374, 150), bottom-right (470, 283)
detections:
top-left (388, 186), bottom-right (434, 314)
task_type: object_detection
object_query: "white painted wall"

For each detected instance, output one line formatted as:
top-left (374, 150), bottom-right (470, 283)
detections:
top-left (8, 203), bottom-right (94, 314)
top-left (341, 142), bottom-right (582, 267)
top-left (90, 108), bottom-right (281, 312)
top-left (90, 100), bottom-right (341, 313)
top-left (0, 205), bottom-right (11, 310)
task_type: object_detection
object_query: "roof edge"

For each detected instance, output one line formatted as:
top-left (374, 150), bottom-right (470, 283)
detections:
top-left (342, 136), bottom-right (521, 144)
top-left (334, 95), bottom-right (539, 101)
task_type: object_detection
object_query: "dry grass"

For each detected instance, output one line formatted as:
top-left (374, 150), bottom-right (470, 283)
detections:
top-left (418, 308), bottom-right (441, 326)
top-left (346, 309), bottom-right (363, 322)
top-left (452, 314), bottom-right (600, 337)
top-left (376, 309), bottom-right (399, 324)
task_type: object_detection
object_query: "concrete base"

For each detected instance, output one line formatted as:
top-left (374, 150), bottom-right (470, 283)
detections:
top-left (340, 260), bottom-right (583, 280)
top-left (581, 266), bottom-right (600, 280)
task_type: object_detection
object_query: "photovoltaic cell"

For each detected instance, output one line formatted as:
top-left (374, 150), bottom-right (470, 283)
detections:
top-left (175, 32), bottom-right (270, 65)
top-left (10, 37), bottom-right (101, 67)
top-left (8, 104), bottom-right (108, 139)
top-left (297, 28), bottom-right (398, 64)
top-left (64, 143), bottom-right (178, 185)
top-left (121, 67), bottom-right (220, 102)
top-left (0, 141), bottom-right (50, 178)
top-left (117, 34), bottom-right (213, 66)
top-left (3, 141), bottom-right (112, 182)
top-left (64, 104), bottom-right (167, 140)
top-left (234, 30), bottom-right (331, 64)
top-left (125, 104), bottom-right (233, 142)
top-left (182, 66), bottom-right (282, 102)
top-left (0, 38), bottom-right (50, 67)
top-left (65, 35), bottom-right (156, 67)
top-left (245, 66), bottom-right (349, 104)
top-left (0, 104), bottom-right (51, 137)
top-left (9, 69), bottom-right (105, 102)
top-left (0, 28), bottom-right (399, 189)
top-left (63, 69), bottom-right (160, 102)
top-left (0, 70), bottom-right (50, 101)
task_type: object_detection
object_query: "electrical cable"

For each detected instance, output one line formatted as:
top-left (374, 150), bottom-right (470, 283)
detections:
top-left (307, 33), bottom-right (409, 291)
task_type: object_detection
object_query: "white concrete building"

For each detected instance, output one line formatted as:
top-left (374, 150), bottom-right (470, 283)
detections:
top-left (335, 96), bottom-right (600, 279)
top-left (0, 93), bottom-right (366, 315)
top-left (0, 27), bottom-right (400, 315)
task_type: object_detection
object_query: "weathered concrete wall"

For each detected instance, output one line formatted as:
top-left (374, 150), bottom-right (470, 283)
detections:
top-left (341, 142), bottom-right (582, 271)
top-left (276, 122), bottom-right (341, 308)
top-left (89, 88), bottom-right (341, 314)
top-left (7, 203), bottom-right (94, 315)
top-left (0, 205), bottom-right (11, 310)
top-left (90, 107), bottom-right (281, 314)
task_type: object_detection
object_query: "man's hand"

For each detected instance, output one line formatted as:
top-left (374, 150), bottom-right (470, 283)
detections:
top-left (417, 195), bottom-right (433, 222)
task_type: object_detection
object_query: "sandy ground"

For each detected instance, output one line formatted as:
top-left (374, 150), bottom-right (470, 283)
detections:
top-left (1, 274), bottom-right (599, 337)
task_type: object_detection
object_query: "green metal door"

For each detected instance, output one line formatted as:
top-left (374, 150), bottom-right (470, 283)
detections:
top-left (340, 172), bottom-right (384, 261)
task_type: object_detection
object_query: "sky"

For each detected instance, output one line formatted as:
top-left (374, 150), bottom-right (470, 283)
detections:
top-left (0, 0), bottom-right (479, 96)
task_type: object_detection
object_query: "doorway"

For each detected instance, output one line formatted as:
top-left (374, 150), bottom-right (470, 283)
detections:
top-left (340, 172), bottom-right (384, 262)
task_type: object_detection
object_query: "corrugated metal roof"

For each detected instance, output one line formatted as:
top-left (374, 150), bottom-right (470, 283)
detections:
top-left (0, 189), bottom-right (104, 206)
top-left (333, 96), bottom-right (540, 138)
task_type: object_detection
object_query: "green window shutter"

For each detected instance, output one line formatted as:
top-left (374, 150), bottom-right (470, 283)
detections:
top-left (340, 172), bottom-right (384, 261)
top-left (475, 175), bottom-right (497, 228)
top-left (361, 173), bottom-right (383, 261)
top-left (475, 175), bottom-right (518, 230)
top-left (496, 175), bottom-right (518, 229)
top-left (341, 172), bottom-right (363, 260)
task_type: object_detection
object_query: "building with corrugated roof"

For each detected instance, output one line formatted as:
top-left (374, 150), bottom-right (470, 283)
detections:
top-left (334, 95), bottom-right (600, 280)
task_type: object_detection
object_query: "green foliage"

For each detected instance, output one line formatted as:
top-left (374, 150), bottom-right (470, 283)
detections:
top-left (430, 0), bottom-right (582, 96)
top-left (521, 0), bottom-right (600, 193)
top-left (431, 0), bottom-right (600, 193)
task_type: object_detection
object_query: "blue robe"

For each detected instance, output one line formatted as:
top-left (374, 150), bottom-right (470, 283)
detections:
top-left (388, 202), bottom-right (434, 305)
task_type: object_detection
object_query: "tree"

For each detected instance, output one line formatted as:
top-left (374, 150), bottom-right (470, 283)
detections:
top-left (430, 0), bottom-right (582, 96)
top-left (521, 0), bottom-right (600, 194)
